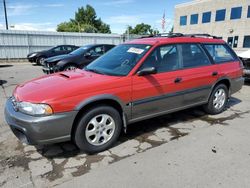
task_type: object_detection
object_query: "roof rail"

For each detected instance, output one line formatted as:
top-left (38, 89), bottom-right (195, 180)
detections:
top-left (184, 33), bottom-right (220, 39)
top-left (155, 33), bottom-right (184, 37)
top-left (140, 33), bottom-right (221, 39)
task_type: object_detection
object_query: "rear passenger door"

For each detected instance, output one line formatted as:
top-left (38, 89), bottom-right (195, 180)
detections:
top-left (177, 43), bottom-right (219, 106)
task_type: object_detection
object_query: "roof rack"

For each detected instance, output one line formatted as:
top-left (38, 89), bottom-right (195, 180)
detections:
top-left (140, 33), bottom-right (183, 38)
top-left (140, 33), bottom-right (220, 39)
top-left (184, 33), bottom-right (220, 39)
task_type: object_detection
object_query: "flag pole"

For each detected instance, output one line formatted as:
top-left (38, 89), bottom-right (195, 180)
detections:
top-left (162, 10), bottom-right (165, 33)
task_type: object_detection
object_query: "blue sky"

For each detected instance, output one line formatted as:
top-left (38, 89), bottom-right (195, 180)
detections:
top-left (0, 0), bottom-right (190, 33)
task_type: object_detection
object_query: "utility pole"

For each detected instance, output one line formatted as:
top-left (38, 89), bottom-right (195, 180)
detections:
top-left (3, 0), bottom-right (9, 30)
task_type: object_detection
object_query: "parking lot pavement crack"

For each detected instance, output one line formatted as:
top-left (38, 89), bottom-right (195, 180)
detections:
top-left (199, 110), bottom-right (250, 126)
top-left (167, 127), bottom-right (189, 141)
top-left (0, 84), bottom-right (7, 98)
top-left (0, 180), bottom-right (6, 187)
top-left (41, 158), bottom-right (67, 182)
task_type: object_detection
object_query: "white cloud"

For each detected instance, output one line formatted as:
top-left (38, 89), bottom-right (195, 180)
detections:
top-left (44, 4), bottom-right (64, 8)
top-left (106, 15), bottom-right (140, 24)
top-left (6, 3), bottom-right (64, 16)
top-left (7, 5), bottom-right (37, 16)
top-left (106, 13), bottom-right (161, 25)
top-left (9, 23), bottom-right (56, 31)
top-left (0, 23), bottom-right (5, 30)
top-left (101, 0), bottom-right (134, 6)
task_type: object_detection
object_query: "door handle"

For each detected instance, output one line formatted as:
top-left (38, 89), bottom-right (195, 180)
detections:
top-left (174, 77), bottom-right (182, 83)
top-left (212, 71), bottom-right (218, 76)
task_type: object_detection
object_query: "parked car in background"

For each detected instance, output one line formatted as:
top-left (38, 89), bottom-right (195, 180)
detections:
top-left (5, 34), bottom-right (243, 153)
top-left (42, 44), bottom-right (115, 74)
top-left (237, 50), bottom-right (250, 80)
top-left (27, 45), bottom-right (79, 65)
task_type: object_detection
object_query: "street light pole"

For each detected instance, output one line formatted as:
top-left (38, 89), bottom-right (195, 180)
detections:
top-left (3, 0), bottom-right (9, 30)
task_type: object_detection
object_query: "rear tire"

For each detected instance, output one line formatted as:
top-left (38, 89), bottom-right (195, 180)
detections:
top-left (203, 84), bottom-right (228, 115)
top-left (74, 105), bottom-right (122, 154)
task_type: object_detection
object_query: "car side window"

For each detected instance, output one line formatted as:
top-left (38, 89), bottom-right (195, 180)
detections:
top-left (65, 46), bottom-right (72, 51)
top-left (104, 45), bottom-right (114, 52)
top-left (53, 46), bottom-right (62, 52)
top-left (89, 46), bottom-right (104, 56)
top-left (180, 44), bottom-right (211, 68)
top-left (204, 44), bottom-right (235, 63)
top-left (140, 44), bottom-right (180, 73)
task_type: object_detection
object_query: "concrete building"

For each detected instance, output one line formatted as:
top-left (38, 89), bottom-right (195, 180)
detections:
top-left (174, 0), bottom-right (250, 52)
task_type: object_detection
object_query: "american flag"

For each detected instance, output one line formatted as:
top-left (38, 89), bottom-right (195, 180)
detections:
top-left (162, 11), bottom-right (166, 32)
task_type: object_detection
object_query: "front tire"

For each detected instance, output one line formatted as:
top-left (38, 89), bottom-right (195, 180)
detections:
top-left (74, 106), bottom-right (122, 153)
top-left (63, 64), bottom-right (77, 71)
top-left (36, 56), bottom-right (46, 65)
top-left (203, 84), bottom-right (228, 115)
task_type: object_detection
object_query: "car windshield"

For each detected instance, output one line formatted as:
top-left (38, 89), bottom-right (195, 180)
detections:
top-left (70, 45), bottom-right (91, 55)
top-left (85, 44), bottom-right (151, 76)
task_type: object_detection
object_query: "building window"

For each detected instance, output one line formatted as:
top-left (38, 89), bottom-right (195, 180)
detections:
top-left (215, 9), bottom-right (226, 21)
top-left (227, 37), bottom-right (233, 47)
top-left (243, 36), bottom-right (250, 48)
top-left (190, 14), bottom-right (198, 24)
top-left (180, 16), bottom-right (187, 26)
top-left (230, 7), bottom-right (242, 20)
top-left (233, 36), bottom-right (238, 48)
top-left (202, 11), bottom-right (211, 23)
top-left (248, 6), bottom-right (250, 18)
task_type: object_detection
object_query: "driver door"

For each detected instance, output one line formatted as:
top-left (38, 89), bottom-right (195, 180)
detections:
top-left (131, 44), bottom-right (184, 120)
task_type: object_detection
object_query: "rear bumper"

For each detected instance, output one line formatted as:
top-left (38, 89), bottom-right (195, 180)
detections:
top-left (4, 98), bottom-right (78, 145)
top-left (230, 77), bottom-right (244, 95)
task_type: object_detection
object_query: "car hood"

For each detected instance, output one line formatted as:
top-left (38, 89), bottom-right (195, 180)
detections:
top-left (27, 51), bottom-right (43, 56)
top-left (14, 69), bottom-right (122, 104)
top-left (45, 54), bottom-right (74, 63)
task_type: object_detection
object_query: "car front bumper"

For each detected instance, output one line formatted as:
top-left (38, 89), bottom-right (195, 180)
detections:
top-left (27, 57), bottom-right (36, 63)
top-left (4, 98), bottom-right (78, 145)
top-left (42, 66), bottom-right (60, 74)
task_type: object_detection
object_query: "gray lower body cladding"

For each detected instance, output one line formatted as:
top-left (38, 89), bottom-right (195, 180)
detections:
top-left (4, 98), bottom-right (77, 145)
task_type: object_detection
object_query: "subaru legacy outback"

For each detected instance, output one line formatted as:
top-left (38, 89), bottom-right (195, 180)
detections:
top-left (5, 34), bottom-right (244, 153)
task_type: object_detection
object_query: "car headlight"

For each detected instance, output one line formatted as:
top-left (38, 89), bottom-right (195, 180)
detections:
top-left (18, 102), bottom-right (53, 116)
top-left (29, 53), bottom-right (37, 58)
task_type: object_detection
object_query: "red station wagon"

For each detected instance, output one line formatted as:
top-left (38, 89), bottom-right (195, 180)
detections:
top-left (5, 34), bottom-right (244, 153)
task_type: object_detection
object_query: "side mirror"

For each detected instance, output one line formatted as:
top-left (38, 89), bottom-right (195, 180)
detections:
top-left (137, 67), bottom-right (157, 76)
top-left (84, 52), bottom-right (91, 58)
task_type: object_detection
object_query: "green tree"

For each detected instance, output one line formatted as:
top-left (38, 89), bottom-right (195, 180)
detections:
top-left (125, 23), bottom-right (159, 35)
top-left (57, 5), bottom-right (111, 33)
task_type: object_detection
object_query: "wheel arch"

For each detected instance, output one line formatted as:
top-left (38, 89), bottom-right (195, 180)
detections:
top-left (208, 77), bottom-right (231, 100)
top-left (71, 95), bottom-right (129, 138)
top-left (57, 61), bottom-right (77, 70)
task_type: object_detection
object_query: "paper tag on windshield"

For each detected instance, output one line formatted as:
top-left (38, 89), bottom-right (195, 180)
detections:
top-left (127, 47), bottom-right (144, 54)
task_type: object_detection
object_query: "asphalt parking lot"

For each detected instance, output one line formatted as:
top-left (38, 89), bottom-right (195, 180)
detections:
top-left (1, 63), bottom-right (250, 188)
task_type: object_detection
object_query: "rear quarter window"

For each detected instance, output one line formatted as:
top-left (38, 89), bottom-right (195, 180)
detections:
top-left (204, 44), bottom-right (236, 63)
